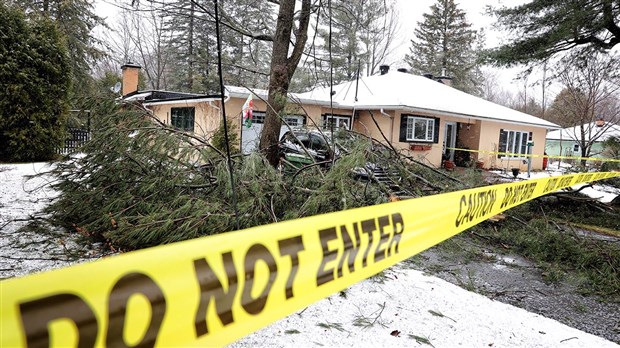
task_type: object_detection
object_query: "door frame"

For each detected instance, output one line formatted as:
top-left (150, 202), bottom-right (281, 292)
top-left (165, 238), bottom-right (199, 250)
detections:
top-left (443, 121), bottom-right (457, 162)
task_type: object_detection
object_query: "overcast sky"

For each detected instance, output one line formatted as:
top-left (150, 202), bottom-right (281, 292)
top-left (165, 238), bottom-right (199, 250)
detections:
top-left (95, 0), bottom-right (537, 96)
top-left (392, 0), bottom-right (535, 92)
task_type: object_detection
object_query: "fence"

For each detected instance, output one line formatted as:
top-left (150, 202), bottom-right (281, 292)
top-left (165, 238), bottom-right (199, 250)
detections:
top-left (57, 127), bottom-right (90, 154)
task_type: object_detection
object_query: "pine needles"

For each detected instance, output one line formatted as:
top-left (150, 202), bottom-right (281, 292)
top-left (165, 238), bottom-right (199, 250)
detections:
top-left (36, 102), bottom-right (464, 251)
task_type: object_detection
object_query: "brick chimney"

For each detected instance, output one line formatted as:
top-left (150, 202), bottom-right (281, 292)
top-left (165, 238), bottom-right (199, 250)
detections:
top-left (436, 67), bottom-right (452, 87)
top-left (121, 62), bottom-right (141, 96)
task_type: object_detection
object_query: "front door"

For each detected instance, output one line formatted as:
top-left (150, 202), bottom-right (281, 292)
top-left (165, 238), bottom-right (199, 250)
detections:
top-left (443, 122), bottom-right (457, 161)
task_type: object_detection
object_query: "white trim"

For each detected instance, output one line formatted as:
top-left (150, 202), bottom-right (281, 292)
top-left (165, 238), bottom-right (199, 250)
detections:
top-left (142, 98), bottom-right (219, 106)
top-left (323, 114), bottom-right (352, 130)
top-left (443, 121), bottom-right (457, 161)
top-left (500, 130), bottom-right (529, 159)
top-left (406, 116), bottom-right (435, 142)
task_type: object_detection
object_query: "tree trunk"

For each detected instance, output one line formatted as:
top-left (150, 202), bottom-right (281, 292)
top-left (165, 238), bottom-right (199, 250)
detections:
top-left (259, 0), bottom-right (310, 166)
top-left (188, 0), bottom-right (195, 91)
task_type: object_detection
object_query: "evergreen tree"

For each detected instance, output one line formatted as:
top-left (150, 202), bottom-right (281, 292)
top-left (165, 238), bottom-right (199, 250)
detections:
top-left (164, 0), bottom-right (213, 92)
top-left (405, 0), bottom-right (480, 94)
top-left (489, 0), bottom-right (620, 65)
top-left (545, 88), bottom-right (586, 128)
top-left (293, 0), bottom-right (398, 90)
top-left (602, 136), bottom-right (620, 171)
top-left (160, 0), bottom-right (274, 93)
top-left (0, 3), bottom-right (71, 162)
top-left (219, 0), bottom-right (274, 89)
top-left (8, 0), bottom-right (106, 96)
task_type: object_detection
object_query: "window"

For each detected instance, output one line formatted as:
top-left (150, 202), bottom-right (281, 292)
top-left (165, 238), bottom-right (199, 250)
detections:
top-left (251, 111), bottom-right (266, 124)
top-left (322, 114), bottom-right (351, 130)
top-left (247, 112), bottom-right (303, 126)
top-left (171, 107), bottom-right (195, 131)
top-left (498, 129), bottom-right (530, 158)
top-left (573, 144), bottom-right (580, 152)
top-left (398, 115), bottom-right (439, 143)
top-left (406, 116), bottom-right (435, 142)
top-left (283, 115), bottom-right (304, 127)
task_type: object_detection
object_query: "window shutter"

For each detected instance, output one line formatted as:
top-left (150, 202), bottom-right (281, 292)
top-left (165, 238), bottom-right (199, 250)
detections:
top-left (432, 117), bottom-right (440, 144)
top-left (189, 107), bottom-right (195, 132)
top-left (399, 115), bottom-right (408, 142)
top-left (498, 129), bottom-right (508, 158)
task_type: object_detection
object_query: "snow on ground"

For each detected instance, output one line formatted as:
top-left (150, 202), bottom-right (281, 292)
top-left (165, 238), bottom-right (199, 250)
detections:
top-left (1, 162), bottom-right (619, 347)
top-left (231, 266), bottom-right (618, 348)
top-left (0, 162), bottom-right (102, 278)
top-left (491, 161), bottom-right (620, 203)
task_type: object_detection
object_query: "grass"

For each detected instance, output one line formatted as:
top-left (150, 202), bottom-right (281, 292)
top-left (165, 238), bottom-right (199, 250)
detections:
top-left (472, 198), bottom-right (620, 299)
top-left (454, 268), bottom-right (477, 292)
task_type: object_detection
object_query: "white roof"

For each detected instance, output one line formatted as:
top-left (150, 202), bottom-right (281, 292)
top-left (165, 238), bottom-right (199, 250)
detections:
top-left (225, 85), bottom-right (333, 107)
top-left (296, 71), bottom-right (560, 129)
top-left (546, 122), bottom-right (620, 142)
top-left (226, 86), bottom-right (269, 99)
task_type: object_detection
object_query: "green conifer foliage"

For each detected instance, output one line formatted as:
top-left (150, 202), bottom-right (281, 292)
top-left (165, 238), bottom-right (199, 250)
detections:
top-left (212, 121), bottom-right (239, 154)
top-left (0, 3), bottom-right (71, 162)
top-left (41, 104), bottom-right (411, 250)
top-left (488, 0), bottom-right (620, 65)
top-left (405, 0), bottom-right (481, 94)
top-left (9, 0), bottom-right (106, 96)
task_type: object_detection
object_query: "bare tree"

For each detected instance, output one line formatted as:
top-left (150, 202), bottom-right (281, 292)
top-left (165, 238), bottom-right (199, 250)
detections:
top-left (363, 0), bottom-right (400, 76)
top-left (128, 4), bottom-right (172, 90)
top-left (549, 53), bottom-right (620, 164)
top-left (479, 68), bottom-right (517, 107)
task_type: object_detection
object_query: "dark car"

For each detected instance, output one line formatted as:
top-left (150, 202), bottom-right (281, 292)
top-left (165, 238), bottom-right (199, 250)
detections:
top-left (278, 129), bottom-right (335, 168)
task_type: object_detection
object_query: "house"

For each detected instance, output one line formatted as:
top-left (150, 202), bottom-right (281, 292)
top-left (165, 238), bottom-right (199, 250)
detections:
top-left (545, 122), bottom-right (620, 159)
top-left (120, 63), bottom-right (222, 135)
top-left (120, 63), bottom-right (560, 170)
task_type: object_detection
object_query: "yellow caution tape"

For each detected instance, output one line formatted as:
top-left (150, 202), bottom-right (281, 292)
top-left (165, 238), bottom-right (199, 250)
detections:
top-left (447, 147), bottom-right (620, 163)
top-left (1, 171), bottom-right (619, 347)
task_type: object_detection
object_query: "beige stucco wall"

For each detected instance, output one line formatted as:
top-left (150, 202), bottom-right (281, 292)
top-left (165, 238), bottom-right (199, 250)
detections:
top-left (225, 97), bottom-right (327, 130)
top-left (354, 109), bottom-right (442, 166)
top-left (146, 96), bottom-right (548, 171)
top-left (354, 110), bottom-right (395, 142)
top-left (476, 121), bottom-right (546, 171)
top-left (353, 109), bottom-right (547, 170)
top-left (149, 101), bottom-right (222, 140)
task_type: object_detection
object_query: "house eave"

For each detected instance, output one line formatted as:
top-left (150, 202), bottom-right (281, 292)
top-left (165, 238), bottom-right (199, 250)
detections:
top-left (348, 104), bottom-right (561, 130)
top-left (142, 97), bottom-right (220, 106)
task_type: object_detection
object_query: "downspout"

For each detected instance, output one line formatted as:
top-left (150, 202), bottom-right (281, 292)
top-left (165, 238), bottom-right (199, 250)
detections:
top-left (208, 93), bottom-right (230, 111)
top-left (380, 108), bottom-right (394, 142)
top-left (208, 93), bottom-right (231, 127)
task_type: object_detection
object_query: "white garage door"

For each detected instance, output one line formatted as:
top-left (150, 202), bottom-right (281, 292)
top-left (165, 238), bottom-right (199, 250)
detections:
top-left (241, 113), bottom-right (305, 154)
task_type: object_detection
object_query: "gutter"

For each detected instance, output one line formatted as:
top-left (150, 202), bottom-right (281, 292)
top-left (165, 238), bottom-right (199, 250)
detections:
top-left (142, 98), bottom-right (220, 107)
top-left (208, 93), bottom-right (231, 113)
top-left (350, 104), bottom-right (561, 130)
